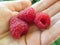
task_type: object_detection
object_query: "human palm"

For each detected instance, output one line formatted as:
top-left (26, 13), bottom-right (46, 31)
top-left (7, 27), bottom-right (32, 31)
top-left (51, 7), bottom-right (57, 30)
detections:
top-left (0, 0), bottom-right (60, 45)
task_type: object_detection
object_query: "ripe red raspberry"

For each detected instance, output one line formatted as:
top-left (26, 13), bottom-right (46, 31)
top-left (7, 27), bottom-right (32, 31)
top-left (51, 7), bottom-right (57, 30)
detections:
top-left (9, 17), bottom-right (29, 39)
top-left (17, 7), bottom-right (35, 24)
top-left (34, 12), bottom-right (50, 30)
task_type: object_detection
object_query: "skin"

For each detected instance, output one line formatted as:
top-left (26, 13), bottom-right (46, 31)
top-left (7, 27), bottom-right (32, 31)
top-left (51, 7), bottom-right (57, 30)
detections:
top-left (50, 12), bottom-right (60, 26)
top-left (0, 34), bottom-right (26, 45)
top-left (31, 0), bottom-right (58, 12)
top-left (0, 0), bottom-right (31, 45)
top-left (0, 0), bottom-right (31, 35)
top-left (0, 0), bottom-right (31, 11)
top-left (26, 1), bottom-right (60, 45)
top-left (0, 0), bottom-right (60, 45)
top-left (41, 1), bottom-right (60, 45)
top-left (43, 1), bottom-right (60, 17)
top-left (26, 25), bottom-right (41, 45)
top-left (41, 19), bottom-right (60, 45)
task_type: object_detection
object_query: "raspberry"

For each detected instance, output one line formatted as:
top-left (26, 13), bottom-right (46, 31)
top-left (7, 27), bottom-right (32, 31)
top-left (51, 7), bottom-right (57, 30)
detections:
top-left (34, 12), bottom-right (50, 30)
top-left (17, 7), bottom-right (35, 24)
top-left (9, 17), bottom-right (28, 39)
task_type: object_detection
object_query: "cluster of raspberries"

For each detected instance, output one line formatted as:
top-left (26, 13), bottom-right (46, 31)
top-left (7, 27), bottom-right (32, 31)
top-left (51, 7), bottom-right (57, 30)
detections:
top-left (9, 7), bottom-right (50, 39)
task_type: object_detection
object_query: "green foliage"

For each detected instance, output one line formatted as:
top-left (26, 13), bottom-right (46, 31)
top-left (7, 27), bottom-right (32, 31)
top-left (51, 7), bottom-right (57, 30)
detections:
top-left (3, 0), bottom-right (11, 1)
top-left (55, 38), bottom-right (60, 45)
top-left (31, 0), bottom-right (40, 4)
top-left (50, 37), bottom-right (60, 45)
top-left (50, 42), bottom-right (56, 45)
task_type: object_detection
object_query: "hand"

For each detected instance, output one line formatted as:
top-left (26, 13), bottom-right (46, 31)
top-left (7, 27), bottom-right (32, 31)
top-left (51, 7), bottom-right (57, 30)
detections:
top-left (0, 0), bottom-right (31, 45)
top-left (0, 0), bottom-right (60, 45)
top-left (0, 0), bottom-right (31, 35)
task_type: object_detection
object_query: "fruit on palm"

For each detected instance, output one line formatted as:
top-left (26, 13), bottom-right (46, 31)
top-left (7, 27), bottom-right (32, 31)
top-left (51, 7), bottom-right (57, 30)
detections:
top-left (0, 0), bottom-right (31, 35)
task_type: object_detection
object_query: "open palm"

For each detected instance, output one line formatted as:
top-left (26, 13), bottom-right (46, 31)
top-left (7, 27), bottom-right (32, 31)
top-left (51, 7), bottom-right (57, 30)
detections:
top-left (0, 0), bottom-right (60, 45)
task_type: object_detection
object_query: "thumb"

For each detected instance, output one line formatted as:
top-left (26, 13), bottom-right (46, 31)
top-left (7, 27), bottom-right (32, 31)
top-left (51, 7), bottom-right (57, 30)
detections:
top-left (0, 4), bottom-right (16, 35)
top-left (0, 0), bottom-right (31, 11)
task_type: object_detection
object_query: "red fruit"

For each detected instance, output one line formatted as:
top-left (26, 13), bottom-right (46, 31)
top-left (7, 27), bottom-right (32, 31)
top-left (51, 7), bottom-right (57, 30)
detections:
top-left (17, 7), bottom-right (35, 24)
top-left (9, 17), bottom-right (28, 39)
top-left (34, 12), bottom-right (50, 30)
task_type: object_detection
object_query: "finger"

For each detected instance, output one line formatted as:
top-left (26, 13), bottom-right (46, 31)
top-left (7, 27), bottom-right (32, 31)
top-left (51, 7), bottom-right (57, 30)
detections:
top-left (41, 20), bottom-right (60, 45)
top-left (0, 34), bottom-right (26, 45)
top-left (12, 11), bottom-right (18, 16)
top-left (18, 36), bottom-right (26, 45)
top-left (0, 4), bottom-right (16, 35)
top-left (31, 0), bottom-right (58, 12)
top-left (26, 25), bottom-right (41, 45)
top-left (0, 0), bottom-right (31, 11)
top-left (43, 12), bottom-right (60, 30)
top-left (0, 32), bottom-right (8, 39)
top-left (25, 1), bottom-right (59, 45)
top-left (43, 1), bottom-right (60, 17)
top-left (51, 12), bottom-right (60, 26)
